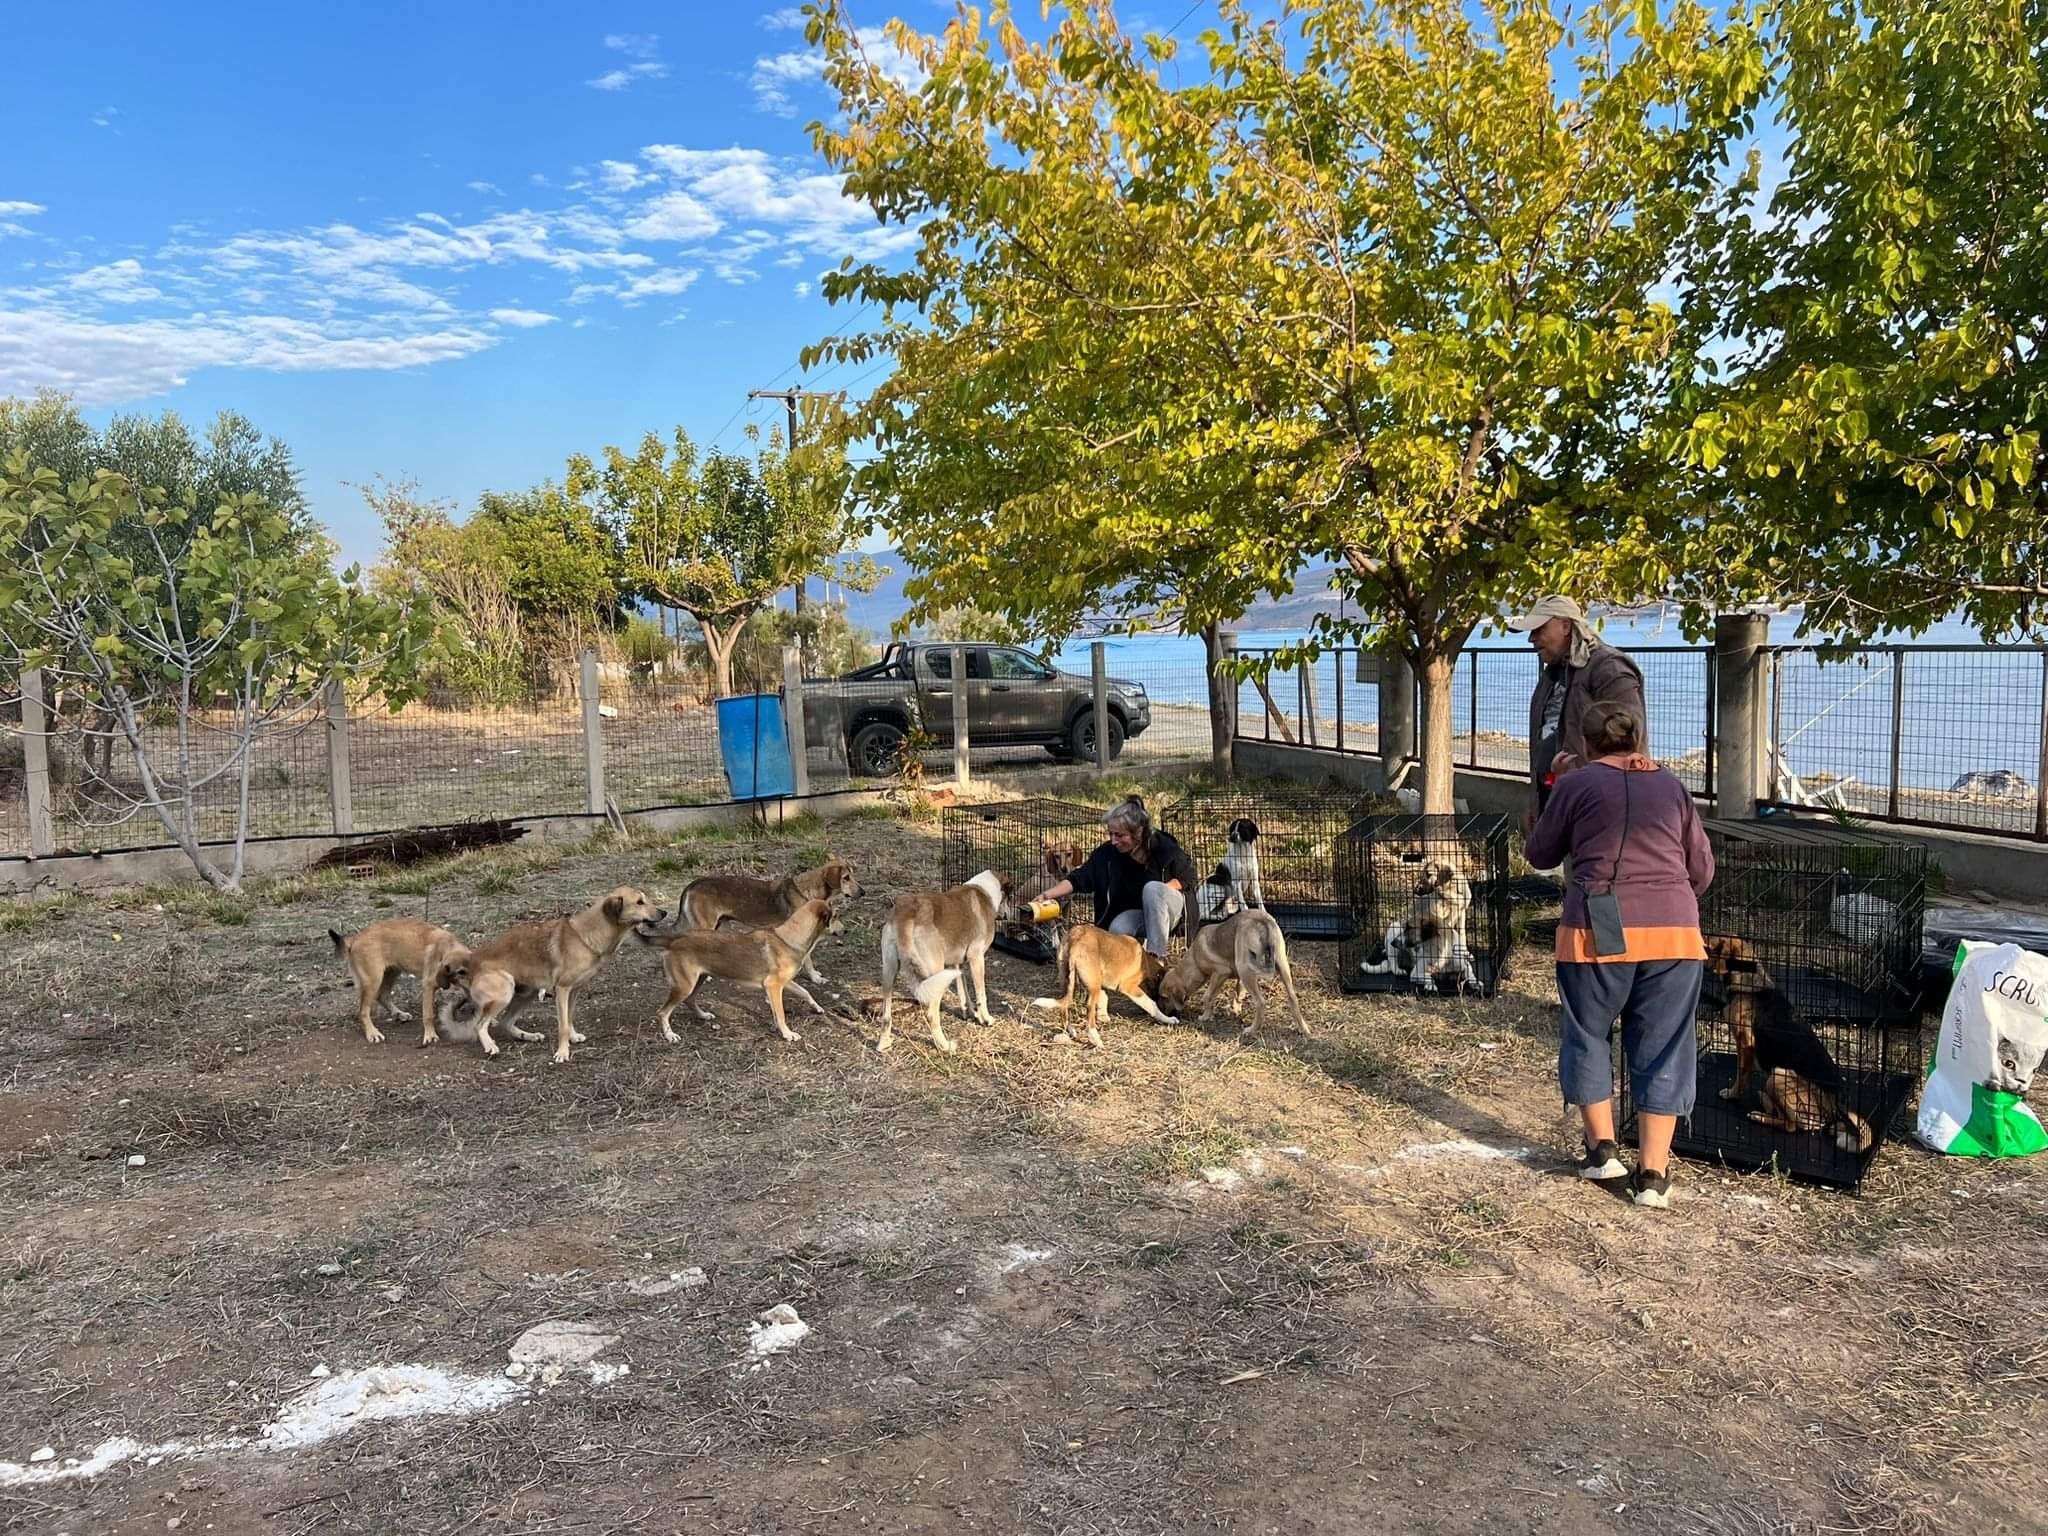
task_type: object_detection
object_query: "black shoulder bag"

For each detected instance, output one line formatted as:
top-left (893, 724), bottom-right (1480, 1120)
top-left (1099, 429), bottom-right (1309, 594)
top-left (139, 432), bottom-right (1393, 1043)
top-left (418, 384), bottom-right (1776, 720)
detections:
top-left (1584, 770), bottom-right (1631, 958)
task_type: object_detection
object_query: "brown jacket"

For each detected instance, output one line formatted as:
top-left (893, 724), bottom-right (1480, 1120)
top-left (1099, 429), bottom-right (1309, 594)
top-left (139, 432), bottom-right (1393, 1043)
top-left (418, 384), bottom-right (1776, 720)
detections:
top-left (1528, 635), bottom-right (1647, 806)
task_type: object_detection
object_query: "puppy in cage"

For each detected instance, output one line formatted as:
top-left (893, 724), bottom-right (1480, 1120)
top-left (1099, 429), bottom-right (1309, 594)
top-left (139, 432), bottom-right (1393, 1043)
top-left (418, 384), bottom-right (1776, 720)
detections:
top-left (1703, 935), bottom-right (1874, 1153)
top-left (1357, 856), bottom-right (1480, 994)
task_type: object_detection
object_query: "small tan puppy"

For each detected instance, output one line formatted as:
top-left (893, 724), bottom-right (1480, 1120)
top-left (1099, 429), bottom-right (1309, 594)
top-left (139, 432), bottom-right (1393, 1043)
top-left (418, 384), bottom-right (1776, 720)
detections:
top-left (676, 861), bottom-right (862, 984)
top-left (441, 887), bottom-right (665, 1063)
top-left (1030, 925), bottom-right (1175, 1049)
top-left (634, 899), bottom-right (843, 1045)
top-left (328, 919), bottom-right (472, 1046)
top-left (1159, 909), bottom-right (1309, 1039)
top-left (876, 870), bottom-right (1012, 1055)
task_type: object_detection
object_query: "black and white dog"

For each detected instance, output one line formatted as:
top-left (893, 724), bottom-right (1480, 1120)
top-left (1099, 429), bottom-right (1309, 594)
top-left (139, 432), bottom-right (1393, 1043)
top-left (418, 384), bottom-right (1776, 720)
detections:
top-left (1197, 818), bottom-right (1266, 923)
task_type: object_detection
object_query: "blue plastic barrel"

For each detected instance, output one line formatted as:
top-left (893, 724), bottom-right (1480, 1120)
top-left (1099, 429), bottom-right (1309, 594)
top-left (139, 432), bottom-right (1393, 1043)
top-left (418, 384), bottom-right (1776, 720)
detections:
top-left (715, 693), bottom-right (796, 801)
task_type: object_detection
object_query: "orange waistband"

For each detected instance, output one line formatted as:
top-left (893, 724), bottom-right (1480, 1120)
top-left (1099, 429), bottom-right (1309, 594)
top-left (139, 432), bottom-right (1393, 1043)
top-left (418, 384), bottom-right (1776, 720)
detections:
top-left (1555, 925), bottom-right (1706, 964)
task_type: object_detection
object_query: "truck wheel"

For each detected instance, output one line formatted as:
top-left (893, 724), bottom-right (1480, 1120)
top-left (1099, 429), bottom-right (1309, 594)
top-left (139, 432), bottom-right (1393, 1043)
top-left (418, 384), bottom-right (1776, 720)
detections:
top-left (1068, 712), bottom-right (1126, 764)
top-left (850, 721), bottom-right (908, 778)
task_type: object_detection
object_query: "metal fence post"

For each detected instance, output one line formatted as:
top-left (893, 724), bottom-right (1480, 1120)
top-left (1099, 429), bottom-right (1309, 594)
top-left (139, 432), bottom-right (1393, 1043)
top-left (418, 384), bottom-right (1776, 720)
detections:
top-left (324, 679), bottom-right (354, 839)
top-left (1467, 650), bottom-right (1480, 768)
top-left (579, 649), bottom-right (606, 816)
top-left (1334, 648), bottom-right (1345, 754)
top-left (2035, 651), bottom-right (2048, 841)
top-left (19, 668), bottom-right (56, 858)
top-left (952, 644), bottom-right (970, 789)
top-left (1300, 655), bottom-right (1320, 748)
top-left (781, 645), bottom-right (810, 800)
top-left (1887, 648), bottom-right (1905, 822)
top-left (1091, 641), bottom-right (1109, 769)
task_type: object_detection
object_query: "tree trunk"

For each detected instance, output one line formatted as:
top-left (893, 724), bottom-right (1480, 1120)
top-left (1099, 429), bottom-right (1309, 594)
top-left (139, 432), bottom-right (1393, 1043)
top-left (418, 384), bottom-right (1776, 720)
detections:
top-left (1417, 648), bottom-right (1458, 816)
top-left (793, 578), bottom-right (807, 616)
top-left (1203, 621), bottom-right (1234, 778)
top-left (702, 620), bottom-right (743, 699)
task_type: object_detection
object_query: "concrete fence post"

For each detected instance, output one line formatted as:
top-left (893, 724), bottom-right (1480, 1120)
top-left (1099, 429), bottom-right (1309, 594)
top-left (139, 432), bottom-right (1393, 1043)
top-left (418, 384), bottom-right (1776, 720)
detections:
top-left (1713, 613), bottom-right (1770, 817)
top-left (1300, 656), bottom-right (1321, 748)
top-left (20, 668), bottom-right (56, 858)
top-left (580, 649), bottom-right (607, 816)
top-left (1091, 641), bottom-right (1110, 770)
top-left (1213, 628), bottom-right (1238, 778)
top-left (324, 679), bottom-right (354, 839)
top-left (781, 645), bottom-right (811, 799)
top-left (1377, 652), bottom-right (1416, 771)
top-left (951, 644), bottom-right (970, 790)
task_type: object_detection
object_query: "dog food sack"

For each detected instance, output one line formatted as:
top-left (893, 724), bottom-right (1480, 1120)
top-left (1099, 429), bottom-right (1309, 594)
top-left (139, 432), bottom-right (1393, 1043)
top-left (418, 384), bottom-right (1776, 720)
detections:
top-left (1917, 941), bottom-right (2048, 1158)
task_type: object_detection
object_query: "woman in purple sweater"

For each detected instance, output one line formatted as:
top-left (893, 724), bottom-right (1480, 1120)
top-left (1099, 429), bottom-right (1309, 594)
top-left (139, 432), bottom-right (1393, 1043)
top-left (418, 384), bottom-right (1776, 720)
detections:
top-left (1526, 700), bottom-right (1715, 1209)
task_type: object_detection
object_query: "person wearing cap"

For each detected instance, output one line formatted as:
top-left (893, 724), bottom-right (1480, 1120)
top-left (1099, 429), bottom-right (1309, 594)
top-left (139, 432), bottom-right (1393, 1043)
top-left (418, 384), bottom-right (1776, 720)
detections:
top-left (1507, 596), bottom-right (1648, 824)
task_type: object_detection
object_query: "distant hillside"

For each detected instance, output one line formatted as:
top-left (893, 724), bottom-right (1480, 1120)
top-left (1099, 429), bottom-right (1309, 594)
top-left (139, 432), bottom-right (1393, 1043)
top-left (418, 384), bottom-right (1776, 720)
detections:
top-left (804, 553), bottom-right (1347, 638)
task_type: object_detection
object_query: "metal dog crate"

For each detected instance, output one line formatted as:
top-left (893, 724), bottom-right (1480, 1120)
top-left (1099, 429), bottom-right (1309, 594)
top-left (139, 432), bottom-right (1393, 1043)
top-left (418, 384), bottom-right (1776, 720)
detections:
top-left (1336, 814), bottom-right (1513, 996)
top-left (1618, 818), bottom-right (1928, 1189)
top-left (939, 797), bottom-right (1105, 963)
top-left (1162, 787), bottom-right (1371, 942)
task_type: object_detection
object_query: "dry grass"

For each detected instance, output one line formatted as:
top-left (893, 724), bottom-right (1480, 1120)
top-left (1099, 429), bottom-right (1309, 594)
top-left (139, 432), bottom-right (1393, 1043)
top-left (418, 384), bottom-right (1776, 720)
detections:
top-left (2, 788), bottom-right (2044, 1534)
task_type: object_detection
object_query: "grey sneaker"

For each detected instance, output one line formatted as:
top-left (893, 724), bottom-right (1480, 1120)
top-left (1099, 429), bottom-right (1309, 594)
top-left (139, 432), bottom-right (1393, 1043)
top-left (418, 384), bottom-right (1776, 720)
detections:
top-left (1629, 1166), bottom-right (1672, 1209)
top-left (1577, 1140), bottom-right (1627, 1180)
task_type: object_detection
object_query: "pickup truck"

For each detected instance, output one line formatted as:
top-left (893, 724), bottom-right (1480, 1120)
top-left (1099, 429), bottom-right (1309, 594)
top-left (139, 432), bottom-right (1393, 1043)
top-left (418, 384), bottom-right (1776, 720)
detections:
top-left (801, 642), bottom-right (1152, 778)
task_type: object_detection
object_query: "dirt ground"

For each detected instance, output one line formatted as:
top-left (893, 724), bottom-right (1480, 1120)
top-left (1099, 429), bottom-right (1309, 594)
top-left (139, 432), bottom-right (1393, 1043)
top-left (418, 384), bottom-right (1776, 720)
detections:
top-left (3, 793), bottom-right (2046, 1536)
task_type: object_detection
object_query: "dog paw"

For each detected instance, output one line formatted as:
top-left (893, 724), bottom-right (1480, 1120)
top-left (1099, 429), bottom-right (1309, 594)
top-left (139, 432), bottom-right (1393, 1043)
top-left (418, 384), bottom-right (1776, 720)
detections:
top-left (551, 1048), bottom-right (572, 1065)
top-left (874, 1034), bottom-right (894, 1054)
top-left (974, 1012), bottom-right (996, 1028)
top-left (419, 1033), bottom-right (438, 1049)
top-left (1718, 1086), bottom-right (1740, 1101)
top-left (935, 1037), bottom-right (959, 1054)
top-left (364, 1025), bottom-right (385, 1045)
top-left (783, 1030), bottom-right (803, 1044)
top-left (660, 1027), bottom-right (680, 1045)
top-left (479, 1040), bottom-right (500, 1058)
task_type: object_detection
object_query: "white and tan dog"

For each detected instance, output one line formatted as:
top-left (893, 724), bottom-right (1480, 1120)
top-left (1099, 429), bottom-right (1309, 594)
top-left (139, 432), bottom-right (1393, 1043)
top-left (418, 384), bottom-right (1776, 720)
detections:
top-left (440, 887), bottom-right (666, 1062)
top-left (1029, 925), bottom-right (1175, 1049)
top-left (328, 918), bottom-right (471, 1046)
top-left (1159, 908), bottom-right (1308, 1038)
top-left (1359, 858), bottom-right (1477, 994)
top-left (876, 870), bottom-right (1013, 1055)
top-left (634, 898), bottom-right (843, 1045)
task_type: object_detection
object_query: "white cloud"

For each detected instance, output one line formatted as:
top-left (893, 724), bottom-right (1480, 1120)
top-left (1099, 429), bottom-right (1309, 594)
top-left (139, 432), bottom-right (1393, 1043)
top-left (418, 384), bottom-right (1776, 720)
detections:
top-left (623, 191), bottom-right (721, 243)
top-left (750, 25), bottom-right (922, 115)
top-left (92, 106), bottom-right (119, 130)
top-left (793, 280), bottom-right (811, 298)
top-left (597, 159), bottom-right (651, 192)
top-left (489, 307), bottom-right (557, 328)
top-left (589, 34), bottom-right (667, 91)
top-left (0, 201), bottom-right (45, 217)
top-left (529, 172), bottom-right (552, 187)
top-left (0, 307), bottom-right (496, 406)
top-left (66, 259), bottom-right (162, 303)
top-left (468, 180), bottom-right (503, 196)
top-left (639, 144), bottom-right (910, 262)
top-left (761, 8), bottom-right (807, 30)
top-left (619, 268), bottom-right (699, 304)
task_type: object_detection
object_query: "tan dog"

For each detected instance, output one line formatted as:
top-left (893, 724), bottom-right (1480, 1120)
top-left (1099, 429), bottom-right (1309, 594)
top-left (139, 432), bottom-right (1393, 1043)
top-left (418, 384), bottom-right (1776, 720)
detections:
top-left (328, 919), bottom-right (471, 1046)
top-left (634, 899), bottom-right (843, 1045)
top-left (876, 870), bottom-right (1013, 1054)
top-left (676, 861), bottom-right (862, 984)
top-left (440, 887), bottom-right (666, 1063)
top-left (1029, 925), bottom-right (1174, 1048)
top-left (1357, 857), bottom-right (1477, 993)
top-left (1159, 909), bottom-right (1309, 1039)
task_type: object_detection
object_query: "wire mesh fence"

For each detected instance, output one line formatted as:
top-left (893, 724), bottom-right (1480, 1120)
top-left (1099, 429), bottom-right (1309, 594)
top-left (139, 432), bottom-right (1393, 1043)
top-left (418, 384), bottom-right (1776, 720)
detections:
top-left (1767, 646), bottom-right (2048, 838)
top-left (6, 636), bottom-right (2048, 861)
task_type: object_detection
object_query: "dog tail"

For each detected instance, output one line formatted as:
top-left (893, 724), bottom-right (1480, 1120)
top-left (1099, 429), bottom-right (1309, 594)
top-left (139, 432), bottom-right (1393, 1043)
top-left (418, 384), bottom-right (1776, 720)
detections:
top-left (633, 924), bottom-right (678, 948)
top-left (913, 969), bottom-right (961, 1007)
top-left (328, 927), bottom-right (348, 955)
top-left (1834, 1111), bottom-right (1874, 1154)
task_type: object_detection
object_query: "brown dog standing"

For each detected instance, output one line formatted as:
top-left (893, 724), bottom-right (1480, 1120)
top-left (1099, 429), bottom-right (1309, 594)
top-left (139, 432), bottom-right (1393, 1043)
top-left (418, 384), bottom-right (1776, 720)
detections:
top-left (329, 919), bottom-right (471, 1046)
top-left (1159, 908), bottom-right (1308, 1039)
top-left (1030, 925), bottom-right (1175, 1048)
top-left (442, 887), bottom-right (665, 1063)
top-left (635, 898), bottom-right (843, 1045)
top-left (675, 861), bottom-right (861, 984)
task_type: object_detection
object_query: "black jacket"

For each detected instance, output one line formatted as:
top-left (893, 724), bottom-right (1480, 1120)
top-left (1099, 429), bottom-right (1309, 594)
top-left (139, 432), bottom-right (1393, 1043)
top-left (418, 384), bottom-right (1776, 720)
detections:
top-left (1068, 829), bottom-right (1198, 929)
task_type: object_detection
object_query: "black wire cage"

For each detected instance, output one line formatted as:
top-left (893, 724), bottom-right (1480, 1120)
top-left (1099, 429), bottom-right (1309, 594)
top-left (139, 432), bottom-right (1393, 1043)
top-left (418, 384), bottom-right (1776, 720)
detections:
top-left (1619, 818), bottom-right (1929, 1189)
top-left (939, 797), bottom-right (1106, 963)
top-left (1336, 814), bottom-right (1514, 996)
top-left (1161, 787), bottom-right (1374, 942)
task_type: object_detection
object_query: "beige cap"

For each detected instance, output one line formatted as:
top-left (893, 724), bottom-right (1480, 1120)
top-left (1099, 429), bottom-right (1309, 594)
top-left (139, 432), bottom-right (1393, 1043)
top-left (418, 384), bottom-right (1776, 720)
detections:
top-left (1505, 595), bottom-right (1585, 632)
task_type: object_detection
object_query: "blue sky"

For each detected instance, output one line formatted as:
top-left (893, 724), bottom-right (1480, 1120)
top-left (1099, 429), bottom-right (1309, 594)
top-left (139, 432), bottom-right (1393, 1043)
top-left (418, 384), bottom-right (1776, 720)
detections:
top-left (0, 2), bottom-right (971, 571)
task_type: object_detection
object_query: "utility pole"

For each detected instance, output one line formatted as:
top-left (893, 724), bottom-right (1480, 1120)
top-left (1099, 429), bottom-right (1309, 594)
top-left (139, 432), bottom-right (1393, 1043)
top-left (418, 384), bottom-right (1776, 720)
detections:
top-left (749, 387), bottom-right (816, 616)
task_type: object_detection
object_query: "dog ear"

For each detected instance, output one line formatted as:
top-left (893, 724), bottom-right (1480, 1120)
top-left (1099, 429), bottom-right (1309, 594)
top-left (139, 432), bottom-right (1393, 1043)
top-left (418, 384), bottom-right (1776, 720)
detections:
top-left (604, 894), bottom-right (625, 922)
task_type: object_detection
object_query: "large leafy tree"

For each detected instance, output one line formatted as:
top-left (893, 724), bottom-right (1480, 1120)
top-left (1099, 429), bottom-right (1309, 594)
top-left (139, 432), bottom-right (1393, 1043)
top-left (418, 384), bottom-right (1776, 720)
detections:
top-left (570, 419), bottom-right (872, 697)
top-left (0, 459), bottom-right (430, 889)
top-left (1668, 0), bottom-right (2047, 639)
top-left (807, 0), bottom-right (1765, 810)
